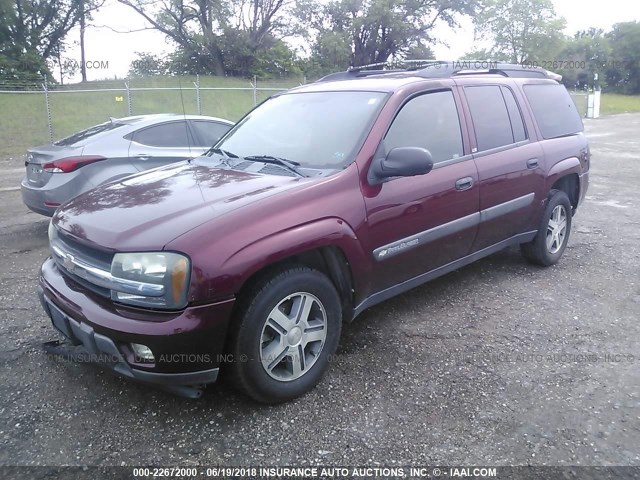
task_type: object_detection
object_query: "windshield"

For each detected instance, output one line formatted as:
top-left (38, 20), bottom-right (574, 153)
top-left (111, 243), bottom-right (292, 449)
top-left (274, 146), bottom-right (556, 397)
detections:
top-left (216, 91), bottom-right (387, 169)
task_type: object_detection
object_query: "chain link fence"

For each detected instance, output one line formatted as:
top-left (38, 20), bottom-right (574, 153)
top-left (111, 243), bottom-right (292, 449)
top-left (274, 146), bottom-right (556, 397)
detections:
top-left (569, 92), bottom-right (589, 118)
top-left (0, 73), bottom-right (592, 160)
top-left (0, 74), bottom-right (306, 158)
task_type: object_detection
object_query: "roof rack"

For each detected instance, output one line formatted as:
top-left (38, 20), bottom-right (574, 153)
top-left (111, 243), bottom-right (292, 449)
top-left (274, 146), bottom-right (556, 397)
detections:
top-left (316, 60), bottom-right (562, 83)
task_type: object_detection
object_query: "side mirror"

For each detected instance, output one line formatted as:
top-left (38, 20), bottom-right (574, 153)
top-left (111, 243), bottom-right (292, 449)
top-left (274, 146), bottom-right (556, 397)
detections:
top-left (368, 146), bottom-right (434, 185)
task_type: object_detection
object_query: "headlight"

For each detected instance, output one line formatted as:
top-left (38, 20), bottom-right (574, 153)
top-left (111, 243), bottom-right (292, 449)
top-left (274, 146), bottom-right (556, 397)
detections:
top-left (110, 252), bottom-right (190, 309)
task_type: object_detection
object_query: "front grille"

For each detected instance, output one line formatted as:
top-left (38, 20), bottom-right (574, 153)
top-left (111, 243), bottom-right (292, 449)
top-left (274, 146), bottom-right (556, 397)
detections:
top-left (56, 230), bottom-right (113, 269)
top-left (50, 228), bottom-right (114, 298)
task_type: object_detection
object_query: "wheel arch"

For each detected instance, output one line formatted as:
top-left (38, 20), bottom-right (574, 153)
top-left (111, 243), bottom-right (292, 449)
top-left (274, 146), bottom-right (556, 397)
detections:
top-left (550, 173), bottom-right (580, 212)
top-left (546, 157), bottom-right (581, 212)
top-left (221, 217), bottom-right (369, 325)
top-left (233, 245), bottom-right (356, 324)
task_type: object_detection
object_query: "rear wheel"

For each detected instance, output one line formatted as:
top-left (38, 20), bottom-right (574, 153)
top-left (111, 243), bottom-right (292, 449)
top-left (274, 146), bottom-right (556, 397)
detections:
top-left (521, 189), bottom-right (572, 266)
top-left (228, 267), bottom-right (342, 404)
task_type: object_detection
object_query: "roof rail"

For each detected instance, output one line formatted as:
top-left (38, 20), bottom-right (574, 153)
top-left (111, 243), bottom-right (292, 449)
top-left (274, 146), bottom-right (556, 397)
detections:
top-left (415, 61), bottom-right (562, 81)
top-left (316, 60), bottom-right (562, 83)
top-left (316, 59), bottom-right (447, 82)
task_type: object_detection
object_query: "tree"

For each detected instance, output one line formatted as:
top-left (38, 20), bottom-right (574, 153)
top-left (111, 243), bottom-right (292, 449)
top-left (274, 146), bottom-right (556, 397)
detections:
top-left (556, 28), bottom-right (611, 90)
top-left (128, 52), bottom-right (169, 77)
top-left (605, 21), bottom-right (640, 94)
top-left (300, 0), bottom-right (478, 70)
top-left (404, 44), bottom-right (435, 61)
top-left (49, 40), bottom-right (80, 84)
top-left (117, 0), bottom-right (296, 76)
top-left (472, 0), bottom-right (566, 63)
top-left (0, 0), bottom-right (102, 82)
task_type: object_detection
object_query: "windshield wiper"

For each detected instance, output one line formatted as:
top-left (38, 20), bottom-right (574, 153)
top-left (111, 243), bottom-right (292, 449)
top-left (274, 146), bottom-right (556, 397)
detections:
top-left (243, 155), bottom-right (306, 177)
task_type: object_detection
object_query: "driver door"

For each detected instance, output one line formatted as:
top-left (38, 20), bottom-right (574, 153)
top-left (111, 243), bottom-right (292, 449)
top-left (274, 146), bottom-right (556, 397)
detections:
top-left (364, 89), bottom-right (480, 293)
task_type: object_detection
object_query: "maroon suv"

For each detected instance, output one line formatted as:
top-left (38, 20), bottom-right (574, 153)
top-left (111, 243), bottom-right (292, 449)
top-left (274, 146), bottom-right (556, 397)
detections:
top-left (38, 63), bottom-right (589, 403)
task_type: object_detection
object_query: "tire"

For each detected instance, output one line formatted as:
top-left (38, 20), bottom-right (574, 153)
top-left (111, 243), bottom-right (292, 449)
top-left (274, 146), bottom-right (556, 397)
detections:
top-left (521, 189), bottom-right (572, 266)
top-left (228, 266), bottom-right (342, 404)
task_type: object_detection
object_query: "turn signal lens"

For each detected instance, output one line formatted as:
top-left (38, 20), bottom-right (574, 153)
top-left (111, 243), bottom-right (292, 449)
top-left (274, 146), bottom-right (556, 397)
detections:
top-left (171, 257), bottom-right (189, 304)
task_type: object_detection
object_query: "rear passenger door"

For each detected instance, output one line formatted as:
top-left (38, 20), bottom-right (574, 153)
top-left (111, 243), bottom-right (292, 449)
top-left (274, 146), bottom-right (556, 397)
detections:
top-left (460, 83), bottom-right (546, 251)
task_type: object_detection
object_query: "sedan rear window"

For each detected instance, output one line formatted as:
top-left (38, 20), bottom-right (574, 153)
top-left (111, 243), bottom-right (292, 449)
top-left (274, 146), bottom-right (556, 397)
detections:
top-left (524, 84), bottom-right (584, 139)
top-left (54, 121), bottom-right (125, 146)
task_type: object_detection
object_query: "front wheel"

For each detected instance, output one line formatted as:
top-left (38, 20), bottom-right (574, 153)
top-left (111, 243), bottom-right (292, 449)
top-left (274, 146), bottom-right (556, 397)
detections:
top-left (521, 189), bottom-right (572, 266)
top-left (228, 267), bottom-right (342, 404)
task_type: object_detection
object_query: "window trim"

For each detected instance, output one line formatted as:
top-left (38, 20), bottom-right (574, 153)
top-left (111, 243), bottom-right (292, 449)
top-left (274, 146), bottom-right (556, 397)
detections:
top-left (126, 120), bottom-right (196, 149)
top-left (500, 85), bottom-right (529, 143)
top-left (470, 139), bottom-right (531, 160)
top-left (462, 84), bottom-right (532, 155)
top-left (379, 88), bottom-right (468, 167)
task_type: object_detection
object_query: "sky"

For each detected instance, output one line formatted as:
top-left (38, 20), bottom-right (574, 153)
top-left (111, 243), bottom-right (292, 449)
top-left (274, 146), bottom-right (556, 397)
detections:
top-left (63, 0), bottom-right (640, 82)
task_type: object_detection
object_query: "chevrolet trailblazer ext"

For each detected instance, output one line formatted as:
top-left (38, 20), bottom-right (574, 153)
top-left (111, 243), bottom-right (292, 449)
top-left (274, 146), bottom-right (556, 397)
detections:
top-left (39, 62), bottom-right (589, 403)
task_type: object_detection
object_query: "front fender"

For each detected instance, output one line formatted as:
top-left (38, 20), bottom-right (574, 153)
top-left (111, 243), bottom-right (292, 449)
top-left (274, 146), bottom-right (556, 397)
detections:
top-left (216, 217), bottom-right (370, 299)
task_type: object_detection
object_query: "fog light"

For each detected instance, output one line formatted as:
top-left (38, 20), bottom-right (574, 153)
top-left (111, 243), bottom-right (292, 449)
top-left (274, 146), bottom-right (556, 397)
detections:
top-left (130, 343), bottom-right (155, 362)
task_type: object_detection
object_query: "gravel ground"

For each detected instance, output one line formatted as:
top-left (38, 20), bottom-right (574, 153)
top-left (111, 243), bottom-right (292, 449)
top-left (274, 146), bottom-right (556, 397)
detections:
top-left (0, 114), bottom-right (638, 468)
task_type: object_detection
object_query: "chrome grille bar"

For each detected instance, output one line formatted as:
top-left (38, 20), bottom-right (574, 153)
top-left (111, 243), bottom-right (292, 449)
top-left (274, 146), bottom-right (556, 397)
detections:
top-left (51, 244), bottom-right (165, 297)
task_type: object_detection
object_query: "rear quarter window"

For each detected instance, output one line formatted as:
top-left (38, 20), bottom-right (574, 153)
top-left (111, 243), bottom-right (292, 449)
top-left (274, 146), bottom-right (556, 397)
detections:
top-left (54, 121), bottom-right (125, 146)
top-left (524, 84), bottom-right (584, 139)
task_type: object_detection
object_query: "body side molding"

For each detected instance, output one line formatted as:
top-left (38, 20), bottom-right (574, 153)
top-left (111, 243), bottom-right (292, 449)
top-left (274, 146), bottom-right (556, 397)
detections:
top-left (372, 193), bottom-right (536, 262)
top-left (355, 230), bottom-right (537, 318)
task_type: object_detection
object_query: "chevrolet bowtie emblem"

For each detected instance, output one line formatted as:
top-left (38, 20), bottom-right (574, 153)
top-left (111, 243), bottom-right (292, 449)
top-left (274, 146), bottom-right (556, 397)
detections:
top-left (63, 254), bottom-right (75, 272)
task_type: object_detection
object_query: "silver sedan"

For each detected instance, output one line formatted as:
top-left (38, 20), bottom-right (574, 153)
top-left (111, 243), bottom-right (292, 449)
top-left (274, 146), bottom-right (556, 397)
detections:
top-left (21, 113), bottom-right (234, 216)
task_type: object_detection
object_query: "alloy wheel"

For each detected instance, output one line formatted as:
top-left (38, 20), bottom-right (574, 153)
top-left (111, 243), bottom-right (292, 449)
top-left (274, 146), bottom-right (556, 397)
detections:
top-left (546, 204), bottom-right (567, 254)
top-left (259, 292), bottom-right (328, 381)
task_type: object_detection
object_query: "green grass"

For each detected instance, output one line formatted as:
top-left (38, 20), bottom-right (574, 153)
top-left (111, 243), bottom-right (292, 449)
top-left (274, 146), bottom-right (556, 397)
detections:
top-left (1, 77), bottom-right (639, 159)
top-left (600, 93), bottom-right (640, 115)
top-left (0, 75), bottom-right (303, 158)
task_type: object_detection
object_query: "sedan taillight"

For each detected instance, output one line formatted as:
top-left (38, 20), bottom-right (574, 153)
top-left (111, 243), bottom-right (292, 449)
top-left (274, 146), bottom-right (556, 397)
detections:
top-left (42, 155), bottom-right (107, 173)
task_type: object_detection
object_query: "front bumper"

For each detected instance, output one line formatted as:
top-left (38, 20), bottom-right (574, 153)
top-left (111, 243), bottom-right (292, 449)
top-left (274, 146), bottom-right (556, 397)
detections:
top-left (39, 257), bottom-right (236, 394)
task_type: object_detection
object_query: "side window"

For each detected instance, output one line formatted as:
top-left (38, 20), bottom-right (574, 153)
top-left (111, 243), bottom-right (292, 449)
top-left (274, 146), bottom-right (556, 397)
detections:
top-left (465, 86), bottom-right (513, 152)
top-left (129, 121), bottom-right (193, 147)
top-left (384, 90), bottom-right (463, 163)
top-left (501, 87), bottom-right (527, 142)
top-left (191, 121), bottom-right (232, 147)
top-left (523, 84), bottom-right (584, 139)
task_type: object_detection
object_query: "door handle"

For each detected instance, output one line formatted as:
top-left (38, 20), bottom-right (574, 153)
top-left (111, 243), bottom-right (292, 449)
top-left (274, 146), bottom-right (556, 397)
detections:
top-left (135, 154), bottom-right (150, 160)
top-left (527, 158), bottom-right (539, 169)
top-left (455, 177), bottom-right (473, 191)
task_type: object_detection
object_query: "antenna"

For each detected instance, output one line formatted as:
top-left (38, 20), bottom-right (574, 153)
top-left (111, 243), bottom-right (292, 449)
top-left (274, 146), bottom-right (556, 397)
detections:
top-left (177, 75), bottom-right (193, 161)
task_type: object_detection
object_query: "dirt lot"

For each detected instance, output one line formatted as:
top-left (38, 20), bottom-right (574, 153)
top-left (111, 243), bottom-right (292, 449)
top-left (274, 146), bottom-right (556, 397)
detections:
top-left (0, 114), bottom-right (638, 467)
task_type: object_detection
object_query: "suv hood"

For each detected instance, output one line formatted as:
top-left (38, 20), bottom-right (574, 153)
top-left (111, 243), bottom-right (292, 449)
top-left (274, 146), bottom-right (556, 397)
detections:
top-left (54, 161), bottom-right (306, 250)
